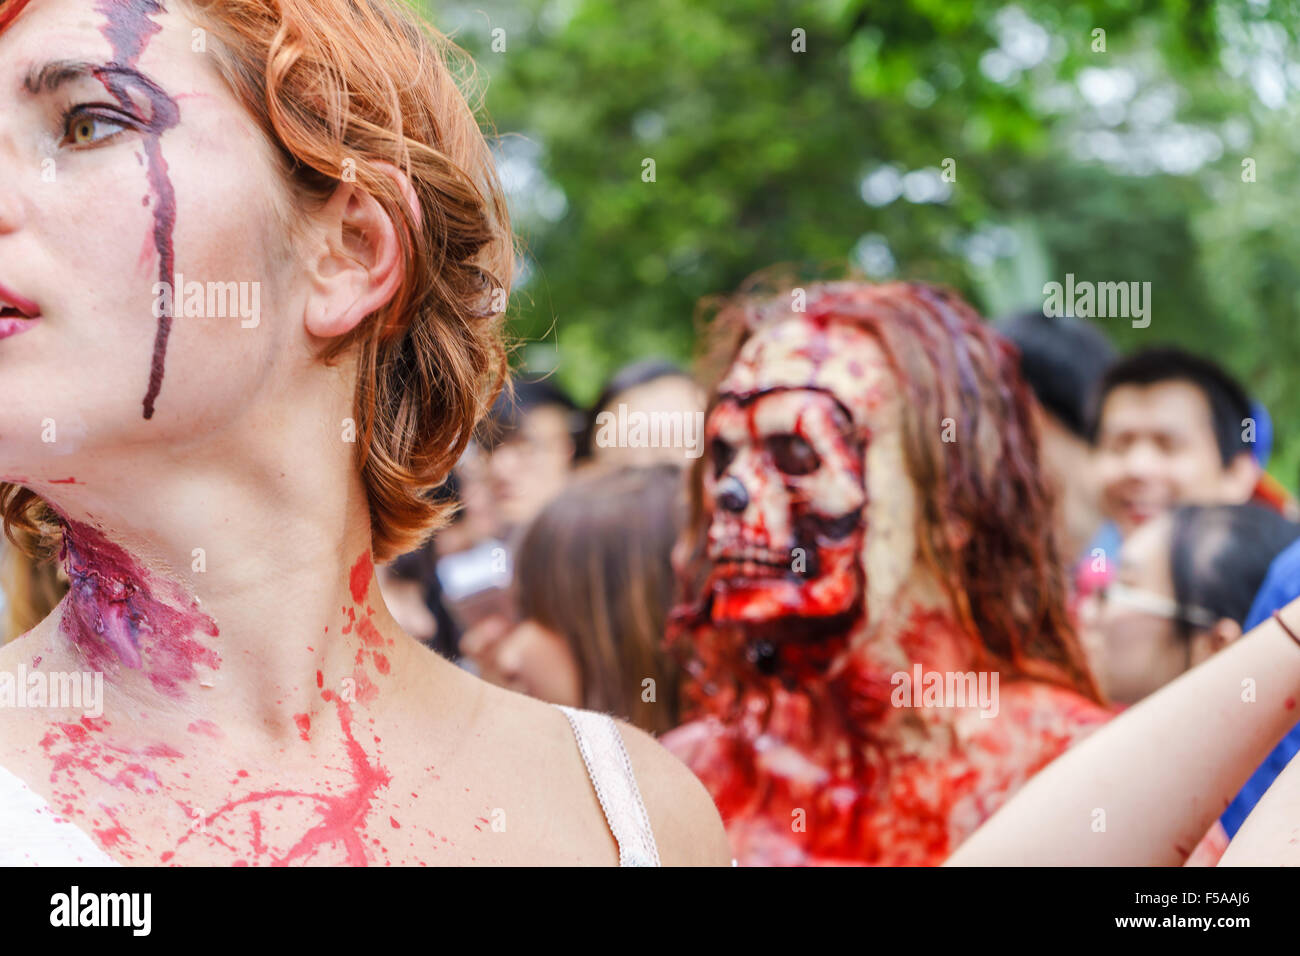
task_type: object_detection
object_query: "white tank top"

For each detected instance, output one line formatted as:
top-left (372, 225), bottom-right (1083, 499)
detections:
top-left (0, 704), bottom-right (661, 867)
top-left (0, 762), bottom-right (116, 866)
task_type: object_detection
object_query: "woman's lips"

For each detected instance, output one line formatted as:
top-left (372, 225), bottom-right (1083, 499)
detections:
top-left (0, 283), bottom-right (41, 340)
top-left (0, 315), bottom-right (39, 340)
top-left (1121, 501), bottom-right (1162, 526)
top-left (0, 282), bottom-right (41, 318)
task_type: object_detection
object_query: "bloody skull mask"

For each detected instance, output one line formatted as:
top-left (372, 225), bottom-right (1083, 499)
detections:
top-left (700, 313), bottom-right (921, 674)
top-left (676, 279), bottom-right (1100, 709)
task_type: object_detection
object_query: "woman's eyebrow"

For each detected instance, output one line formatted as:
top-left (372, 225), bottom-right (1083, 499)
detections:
top-left (22, 58), bottom-right (154, 95)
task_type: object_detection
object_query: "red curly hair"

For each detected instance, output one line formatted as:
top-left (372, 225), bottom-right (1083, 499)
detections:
top-left (0, 0), bottom-right (512, 564)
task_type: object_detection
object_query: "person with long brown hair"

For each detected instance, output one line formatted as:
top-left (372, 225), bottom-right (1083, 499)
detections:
top-left (662, 275), bottom-right (1111, 865)
top-left (0, 528), bottom-right (65, 643)
top-left (485, 464), bottom-right (684, 735)
top-left (0, 0), bottom-right (728, 866)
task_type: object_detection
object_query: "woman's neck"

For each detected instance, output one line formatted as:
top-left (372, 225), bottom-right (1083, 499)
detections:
top-left (22, 457), bottom-right (419, 744)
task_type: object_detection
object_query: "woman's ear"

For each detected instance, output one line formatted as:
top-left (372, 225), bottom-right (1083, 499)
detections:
top-left (1223, 451), bottom-right (1261, 503)
top-left (1190, 617), bottom-right (1243, 666)
top-left (302, 161), bottom-right (422, 339)
top-left (1208, 616), bottom-right (1243, 651)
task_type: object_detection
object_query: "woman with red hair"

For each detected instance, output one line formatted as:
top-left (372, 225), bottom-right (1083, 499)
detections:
top-left (0, 0), bottom-right (728, 865)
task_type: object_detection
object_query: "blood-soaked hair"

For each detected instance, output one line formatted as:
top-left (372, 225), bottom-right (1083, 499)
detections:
top-left (677, 274), bottom-right (1102, 702)
top-left (0, 0), bottom-right (512, 563)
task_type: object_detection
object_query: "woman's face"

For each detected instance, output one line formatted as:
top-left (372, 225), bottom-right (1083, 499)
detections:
top-left (0, 0), bottom-right (301, 477)
top-left (485, 406), bottom-right (574, 529)
top-left (1083, 513), bottom-right (1188, 705)
top-left (489, 618), bottom-right (582, 708)
top-left (593, 374), bottom-right (705, 468)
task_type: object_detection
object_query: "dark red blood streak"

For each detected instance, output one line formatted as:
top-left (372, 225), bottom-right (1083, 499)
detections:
top-left (94, 0), bottom-right (180, 419)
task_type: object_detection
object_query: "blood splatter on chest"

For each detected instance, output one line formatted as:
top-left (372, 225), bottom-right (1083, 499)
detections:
top-left (29, 552), bottom-right (449, 865)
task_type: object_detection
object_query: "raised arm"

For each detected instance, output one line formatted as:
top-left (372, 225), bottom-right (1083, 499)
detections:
top-left (1217, 738), bottom-right (1300, 865)
top-left (947, 597), bottom-right (1300, 866)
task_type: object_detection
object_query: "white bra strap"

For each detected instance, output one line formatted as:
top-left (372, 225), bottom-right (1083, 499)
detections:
top-left (556, 705), bottom-right (662, 867)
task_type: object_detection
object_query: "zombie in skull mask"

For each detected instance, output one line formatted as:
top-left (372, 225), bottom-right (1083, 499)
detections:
top-left (662, 278), bottom-right (1111, 865)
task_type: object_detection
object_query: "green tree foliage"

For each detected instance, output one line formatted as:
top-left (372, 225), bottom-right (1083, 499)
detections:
top-left (430, 0), bottom-right (1300, 480)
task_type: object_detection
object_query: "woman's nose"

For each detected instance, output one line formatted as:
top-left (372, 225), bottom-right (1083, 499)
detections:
top-left (0, 128), bottom-right (26, 234)
top-left (0, 176), bottom-right (23, 234)
top-left (716, 475), bottom-right (749, 513)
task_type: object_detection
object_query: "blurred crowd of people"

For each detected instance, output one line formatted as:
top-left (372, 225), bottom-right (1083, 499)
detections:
top-left (365, 317), bottom-right (1300, 738)
top-left (1001, 311), bottom-right (1300, 855)
top-left (4, 300), bottom-right (1299, 864)
top-left (372, 358), bottom-right (704, 736)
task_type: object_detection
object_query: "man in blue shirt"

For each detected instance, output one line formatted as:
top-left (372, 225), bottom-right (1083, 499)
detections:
top-left (1221, 540), bottom-right (1300, 837)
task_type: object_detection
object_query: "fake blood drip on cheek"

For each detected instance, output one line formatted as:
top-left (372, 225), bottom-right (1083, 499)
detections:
top-left (93, 0), bottom-right (180, 420)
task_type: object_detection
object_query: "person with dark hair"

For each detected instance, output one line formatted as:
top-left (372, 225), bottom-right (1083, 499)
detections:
top-left (1202, 529), bottom-right (1300, 859)
top-left (452, 379), bottom-right (585, 693)
top-left (377, 540), bottom-right (461, 662)
top-left (1088, 347), bottom-right (1263, 540)
top-left (480, 378), bottom-right (582, 531)
top-left (1082, 504), bottom-right (1300, 706)
top-left (948, 586), bottom-right (1300, 866)
top-left (998, 310), bottom-right (1116, 563)
top-left (482, 465), bottom-right (685, 735)
top-left (581, 358), bottom-right (705, 467)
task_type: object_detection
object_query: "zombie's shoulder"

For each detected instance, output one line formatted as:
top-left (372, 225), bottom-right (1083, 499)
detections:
top-left (995, 679), bottom-right (1113, 747)
top-left (659, 717), bottom-right (728, 770)
top-left (946, 680), bottom-right (1111, 842)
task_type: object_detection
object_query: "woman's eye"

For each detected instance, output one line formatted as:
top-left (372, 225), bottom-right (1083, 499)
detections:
top-left (711, 437), bottom-right (735, 479)
top-left (767, 434), bottom-right (820, 475)
top-left (61, 109), bottom-right (130, 148)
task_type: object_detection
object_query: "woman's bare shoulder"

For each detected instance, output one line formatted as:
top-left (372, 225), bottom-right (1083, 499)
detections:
top-left (463, 677), bottom-right (732, 865)
top-left (430, 666), bottom-right (580, 774)
top-left (614, 718), bottom-right (733, 866)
